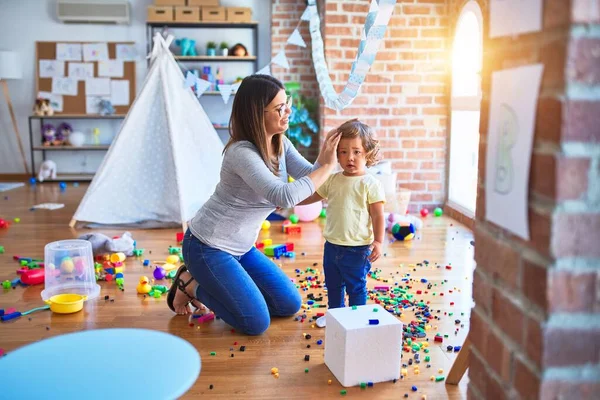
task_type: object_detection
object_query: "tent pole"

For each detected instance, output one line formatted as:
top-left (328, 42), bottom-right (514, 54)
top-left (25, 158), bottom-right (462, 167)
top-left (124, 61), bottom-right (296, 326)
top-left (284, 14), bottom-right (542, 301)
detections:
top-left (69, 219), bottom-right (77, 228)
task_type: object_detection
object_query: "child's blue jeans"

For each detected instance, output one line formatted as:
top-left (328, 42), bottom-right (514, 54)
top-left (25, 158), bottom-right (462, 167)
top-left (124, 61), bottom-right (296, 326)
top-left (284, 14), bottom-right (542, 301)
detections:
top-left (183, 230), bottom-right (302, 335)
top-left (323, 241), bottom-right (372, 309)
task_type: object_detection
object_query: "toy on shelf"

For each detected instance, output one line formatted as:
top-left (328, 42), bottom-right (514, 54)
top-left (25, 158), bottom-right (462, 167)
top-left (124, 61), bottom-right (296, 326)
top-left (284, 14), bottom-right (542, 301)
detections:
top-left (215, 66), bottom-right (224, 90)
top-left (176, 37), bottom-right (197, 57)
top-left (42, 124), bottom-right (56, 146)
top-left (92, 128), bottom-right (101, 145)
top-left (69, 131), bottom-right (85, 147)
top-left (33, 98), bottom-right (54, 116)
top-left (56, 123), bottom-right (72, 146)
top-left (230, 43), bottom-right (248, 57)
top-left (220, 42), bottom-right (229, 56)
top-left (37, 160), bottom-right (57, 182)
top-left (99, 99), bottom-right (115, 116)
top-left (206, 41), bottom-right (216, 56)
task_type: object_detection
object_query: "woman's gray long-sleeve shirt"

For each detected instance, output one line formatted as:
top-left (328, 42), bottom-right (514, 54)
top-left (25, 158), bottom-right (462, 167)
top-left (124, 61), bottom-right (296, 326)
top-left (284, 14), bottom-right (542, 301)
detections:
top-left (189, 136), bottom-right (318, 256)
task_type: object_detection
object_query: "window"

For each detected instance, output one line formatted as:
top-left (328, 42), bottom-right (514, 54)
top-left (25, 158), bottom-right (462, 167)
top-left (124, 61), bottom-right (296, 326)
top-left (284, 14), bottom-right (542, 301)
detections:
top-left (448, 1), bottom-right (483, 216)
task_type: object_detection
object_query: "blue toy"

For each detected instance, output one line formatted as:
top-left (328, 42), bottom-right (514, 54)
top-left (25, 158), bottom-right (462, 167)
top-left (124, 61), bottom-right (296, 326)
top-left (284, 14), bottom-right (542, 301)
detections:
top-left (175, 38), bottom-right (197, 56)
top-left (99, 99), bottom-right (115, 116)
top-left (392, 223), bottom-right (416, 241)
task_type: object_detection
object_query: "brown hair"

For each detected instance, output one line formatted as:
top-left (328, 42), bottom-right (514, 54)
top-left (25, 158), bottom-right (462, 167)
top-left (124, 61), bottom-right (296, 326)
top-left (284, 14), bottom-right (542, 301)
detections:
top-left (337, 119), bottom-right (381, 167)
top-left (224, 74), bottom-right (284, 175)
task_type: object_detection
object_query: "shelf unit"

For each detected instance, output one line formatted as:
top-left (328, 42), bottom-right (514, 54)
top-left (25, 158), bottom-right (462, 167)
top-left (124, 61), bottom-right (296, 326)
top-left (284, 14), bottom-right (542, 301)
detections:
top-left (28, 115), bottom-right (125, 182)
top-left (146, 20), bottom-right (259, 134)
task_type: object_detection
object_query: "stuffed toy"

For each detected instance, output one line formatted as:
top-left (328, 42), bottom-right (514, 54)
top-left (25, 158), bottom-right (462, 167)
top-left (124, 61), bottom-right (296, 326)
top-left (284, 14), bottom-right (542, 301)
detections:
top-left (37, 160), bottom-right (57, 182)
top-left (98, 100), bottom-right (115, 116)
top-left (42, 124), bottom-right (56, 146)
top-left (78, 232), bottom-right (135, 257)
top-left (33, 98), bottom-right (54, 116)
top-left (56, 123), bottom-right (72, 146)
top-left (175, 38), bottom-right (197, 56)
top-left (384, 212), bottom-right (423, 232)
top-left (230, 43), bottom-right (248, 57)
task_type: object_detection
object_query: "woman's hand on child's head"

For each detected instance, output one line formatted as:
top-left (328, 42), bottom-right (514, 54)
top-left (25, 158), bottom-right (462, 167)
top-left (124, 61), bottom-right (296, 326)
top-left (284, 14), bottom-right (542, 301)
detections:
top-left (317, 128), bottom-right (342, 167)
top-left (368, 241), bottom-right (382, 263)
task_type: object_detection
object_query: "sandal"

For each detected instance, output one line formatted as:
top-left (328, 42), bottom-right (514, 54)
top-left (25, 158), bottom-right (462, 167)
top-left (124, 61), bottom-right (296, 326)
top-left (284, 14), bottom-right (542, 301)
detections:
top-left (167, 265), bottom-right (199, 313)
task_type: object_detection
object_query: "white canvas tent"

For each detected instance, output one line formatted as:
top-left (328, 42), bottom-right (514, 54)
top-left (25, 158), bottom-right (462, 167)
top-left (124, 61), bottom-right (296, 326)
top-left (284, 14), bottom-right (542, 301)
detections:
top-left (70, 34), bottom-right (224, 229)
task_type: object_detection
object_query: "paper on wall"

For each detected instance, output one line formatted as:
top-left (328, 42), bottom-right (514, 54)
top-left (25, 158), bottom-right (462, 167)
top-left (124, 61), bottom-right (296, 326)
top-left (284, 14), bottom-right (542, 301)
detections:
top-left (490, 0), bottom-right (542, 38)
top-left (39, 60), bottom-right (65, 78)
top-left (38, 91), bottom-right (64, 112)
top-left (83, 43), bottom-right (109, 62)
top-left (68, 62), bottom-right (94, 80)
top-left (51, 77), bottom-right (78, 96)
top-left (86, 96), bottom-right (110, 114)
top-left (110, 80), bottom-right (129, 106)
top-left (85, 78), bottom-right (111, 96)
top-left (56, 43), bottom-right (82, 61)
top-left (115, 44), bottom-right (137, 61)
top-left (485, 64), bottom-right (544, 240)
top-left (98, 60), bottom-right (124, 78)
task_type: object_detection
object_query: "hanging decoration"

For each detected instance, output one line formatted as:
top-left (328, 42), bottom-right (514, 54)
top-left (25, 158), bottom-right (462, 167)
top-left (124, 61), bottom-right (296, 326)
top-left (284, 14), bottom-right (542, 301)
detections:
top-left (287, 29), bottom-right (307, 48)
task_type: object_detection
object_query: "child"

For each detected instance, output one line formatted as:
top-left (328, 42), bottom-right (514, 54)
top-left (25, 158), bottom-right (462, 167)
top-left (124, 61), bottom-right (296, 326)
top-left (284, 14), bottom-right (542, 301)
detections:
top-left (299, 119), bottom-right (385, 327)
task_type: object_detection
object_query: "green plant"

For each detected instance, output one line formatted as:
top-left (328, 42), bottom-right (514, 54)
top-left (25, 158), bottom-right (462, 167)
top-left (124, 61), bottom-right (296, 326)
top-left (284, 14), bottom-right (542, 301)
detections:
top-left (220, 42), bottom-right (229, 50)
top-left (284, 82), bottom-right (319, 148)
top-left (207, 41), bottom-right (216, 49)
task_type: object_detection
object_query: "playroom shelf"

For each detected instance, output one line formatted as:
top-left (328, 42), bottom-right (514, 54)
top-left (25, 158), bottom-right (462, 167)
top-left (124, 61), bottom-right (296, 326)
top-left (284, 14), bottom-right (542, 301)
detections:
top-left (147, 21), bottom-right (258, 28)
top-left (174, 55), bottom-right (256, 62)
top-left (32, 146), bottom-right (110, 151)
top-left (28, 114), bottom-right (125, 182)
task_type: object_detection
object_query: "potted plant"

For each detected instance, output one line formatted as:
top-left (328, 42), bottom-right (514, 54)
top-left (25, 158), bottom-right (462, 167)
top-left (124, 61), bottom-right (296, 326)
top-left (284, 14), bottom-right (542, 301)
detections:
top-left (206, 41), bottom-right (216, 56)
top-left (220, 42), bottom-right (229, 56)
top-left (284, 82), bottom-right (319, 149)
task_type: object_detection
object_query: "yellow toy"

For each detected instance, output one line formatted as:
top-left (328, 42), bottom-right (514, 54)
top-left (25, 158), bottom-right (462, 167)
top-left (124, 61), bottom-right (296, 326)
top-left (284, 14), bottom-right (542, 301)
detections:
top-left (60, 257), bottom-right (75, 274)
top-left (137, 276), bottom-right (152, 294)
top-left (45, 294), bottom-right (87, 314)
top-left (166, 255), bottom-right (179, 264)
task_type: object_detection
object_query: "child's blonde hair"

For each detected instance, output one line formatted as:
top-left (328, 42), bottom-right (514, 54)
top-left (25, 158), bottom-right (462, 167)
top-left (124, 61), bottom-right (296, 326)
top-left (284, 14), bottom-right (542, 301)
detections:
top-left (337, 119), bottom-right (381, 167)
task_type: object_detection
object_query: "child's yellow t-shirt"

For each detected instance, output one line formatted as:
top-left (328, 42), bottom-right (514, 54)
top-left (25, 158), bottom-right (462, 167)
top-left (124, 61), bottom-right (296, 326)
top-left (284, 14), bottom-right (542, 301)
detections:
top-left (316, 172), bottom-right (386, 246)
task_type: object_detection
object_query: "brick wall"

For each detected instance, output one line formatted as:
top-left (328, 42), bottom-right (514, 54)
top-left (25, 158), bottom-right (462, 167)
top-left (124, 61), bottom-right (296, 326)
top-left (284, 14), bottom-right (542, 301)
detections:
top-left (271, 0), bottom-right (322, 162)
top-left (461, 0), bottom-right (600, 399)
top-left (321, 0), bottom-right (449, 213)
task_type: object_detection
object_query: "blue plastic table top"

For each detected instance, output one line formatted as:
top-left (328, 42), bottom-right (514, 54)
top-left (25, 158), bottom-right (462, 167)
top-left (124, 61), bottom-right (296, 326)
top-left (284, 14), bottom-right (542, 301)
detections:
top-left (0, 328), bottom-right (201, 400)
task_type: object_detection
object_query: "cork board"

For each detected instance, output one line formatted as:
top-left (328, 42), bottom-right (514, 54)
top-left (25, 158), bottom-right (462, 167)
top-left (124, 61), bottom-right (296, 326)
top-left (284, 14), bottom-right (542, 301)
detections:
top-left (35, 41), bottom-right (136, 115)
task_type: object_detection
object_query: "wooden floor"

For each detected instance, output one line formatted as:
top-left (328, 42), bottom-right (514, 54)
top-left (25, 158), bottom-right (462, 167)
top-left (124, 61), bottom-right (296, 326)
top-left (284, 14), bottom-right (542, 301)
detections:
top-left (0, 183), bottom-right (472, 399)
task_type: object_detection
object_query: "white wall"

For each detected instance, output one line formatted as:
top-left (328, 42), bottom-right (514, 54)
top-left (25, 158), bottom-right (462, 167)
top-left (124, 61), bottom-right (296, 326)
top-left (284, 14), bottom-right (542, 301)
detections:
top-left (0, 0), bottom-right (271, 175)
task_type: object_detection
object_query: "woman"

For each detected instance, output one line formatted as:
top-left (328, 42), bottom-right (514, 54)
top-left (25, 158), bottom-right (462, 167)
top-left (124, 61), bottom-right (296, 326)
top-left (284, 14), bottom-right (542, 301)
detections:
top-left (167, 74), bottom-right (341, 335)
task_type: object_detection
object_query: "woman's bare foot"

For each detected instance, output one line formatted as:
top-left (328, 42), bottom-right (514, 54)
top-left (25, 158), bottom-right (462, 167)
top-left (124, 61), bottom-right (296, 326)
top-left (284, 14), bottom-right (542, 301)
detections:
top-left (172, 270), bottom-right (206, 315)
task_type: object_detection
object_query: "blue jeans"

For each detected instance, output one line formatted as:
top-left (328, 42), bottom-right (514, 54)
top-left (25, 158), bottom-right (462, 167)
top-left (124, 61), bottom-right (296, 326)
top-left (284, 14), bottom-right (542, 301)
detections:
top-left (182, 230), bottom-right (302, 335)
top-left (323, 241), bottom-right (372, 309)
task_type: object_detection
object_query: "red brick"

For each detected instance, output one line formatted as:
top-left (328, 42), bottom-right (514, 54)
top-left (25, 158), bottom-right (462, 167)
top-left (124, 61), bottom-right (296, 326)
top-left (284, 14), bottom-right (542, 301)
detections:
top-left (340, 3), bottom-right (368, 13)
top-left (327, 14), bottom-right (348, 24)
top-left (469, 350), bottom-right (489, 397)
top-left (540, 39), bottom-right (567, 89)
top-left (524, 316), bottom-right (544, 368)
top-left (473, 270), bottom-right (492, 315)
top-left (567, 37), bottom-right (600, 85)
top-left (492, 288), bottom-right (525, 344)
top-left (427, 182), bottom-right (443, 191)
top-left (514, 357), bottom-right (540, 400)
top-left (486, 330), bottom-right (512, 383)
top-left (564, 100), bottom-right (600, 143)
top-left (389, 28), bottom-right (419, 38)
top-left (414, 172), bottom-right (441, 181)
top-left (527, 209), bottom-right (553, 258)
top-left (410, 193), bottom-right (433, 202)
top-left (552, 213), bottom-right (600, 258)
top-left (417, 139), bottom-right (445, 149)
top-left (474, 225), bottom-right (520, 289)
top-left (548, 270), bottom-right (598, 313)
top-left (531, 154), bottom-right (590, 200)
top-left (544, 327), bottom-right (600, 367)
top-left (325, 2), bottom-right (338, 12)
top-left (521, 259), bottom-right (548, 311)
top-left (392, 161), bottom-right (419, 170)
top-left (470, 310), bottom-right (489, 355)
top-left (544, 0), bottom-right (571, 29)
top-left (406, 151), bottom-right (435, 160)
top-left (534, 98), bottom-right (563, 144)
top-left (403, 5), bottom-right (432, 15)
top-left (403, 182), bottom-right (427, 191)
top-left (540, 380), bottom-right (600, 400)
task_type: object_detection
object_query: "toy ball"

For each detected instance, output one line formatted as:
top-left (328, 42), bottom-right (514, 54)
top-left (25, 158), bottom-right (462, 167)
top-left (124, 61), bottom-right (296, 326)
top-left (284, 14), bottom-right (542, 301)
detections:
top-left (0, 218), bottom-right (9, 229)
top-left (392, 223), bottom-right (416, 241)
top-left (60, 257), bottom-right (75, 273)
top-left (434, 207), bottom-right (443, 217)
top-left (319, 208), bottom-right (327, 218)
top-left (153, 266), bottom-right (167, 280)
top-left (261, 220), bottom-right (271, 230)
top-left (29, 177), bottom-right (37, 184)
top-left (420, 208), bottom-right (429, 217)
top-left (289, 214), bottom-right (299, 224)
top-left (59, 182), bottom-right (67, 189)
top-left (294, 201), bottom-right (323, 222)
top-left (73, 257), bottom-right (86, 275)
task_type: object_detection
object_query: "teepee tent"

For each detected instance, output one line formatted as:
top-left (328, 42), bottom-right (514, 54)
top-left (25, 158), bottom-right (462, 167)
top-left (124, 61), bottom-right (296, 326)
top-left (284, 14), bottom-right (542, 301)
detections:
top-left (70, 34), bottom-right (223, 229)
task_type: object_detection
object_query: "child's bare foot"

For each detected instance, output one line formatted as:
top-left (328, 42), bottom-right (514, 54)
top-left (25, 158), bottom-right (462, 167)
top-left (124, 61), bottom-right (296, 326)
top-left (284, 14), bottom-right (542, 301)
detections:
top-left (172, 270), bottom-right (206, 315)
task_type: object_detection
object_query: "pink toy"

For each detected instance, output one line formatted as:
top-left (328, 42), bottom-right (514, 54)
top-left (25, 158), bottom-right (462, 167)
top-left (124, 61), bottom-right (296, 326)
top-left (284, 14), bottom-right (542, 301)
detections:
top-left (21, 269), bottom-right (45, 285)
top-left (293, 201), bottom-right (323, 222)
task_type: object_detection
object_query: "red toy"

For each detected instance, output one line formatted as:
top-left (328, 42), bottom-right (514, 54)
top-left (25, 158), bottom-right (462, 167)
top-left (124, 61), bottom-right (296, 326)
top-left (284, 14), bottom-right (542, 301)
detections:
top-left (20, 269), bottom-right (45, 285)
top-left (420, 209), bottom-right (429, 217)
top-left (0, 218), bottom-right (9, 229)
